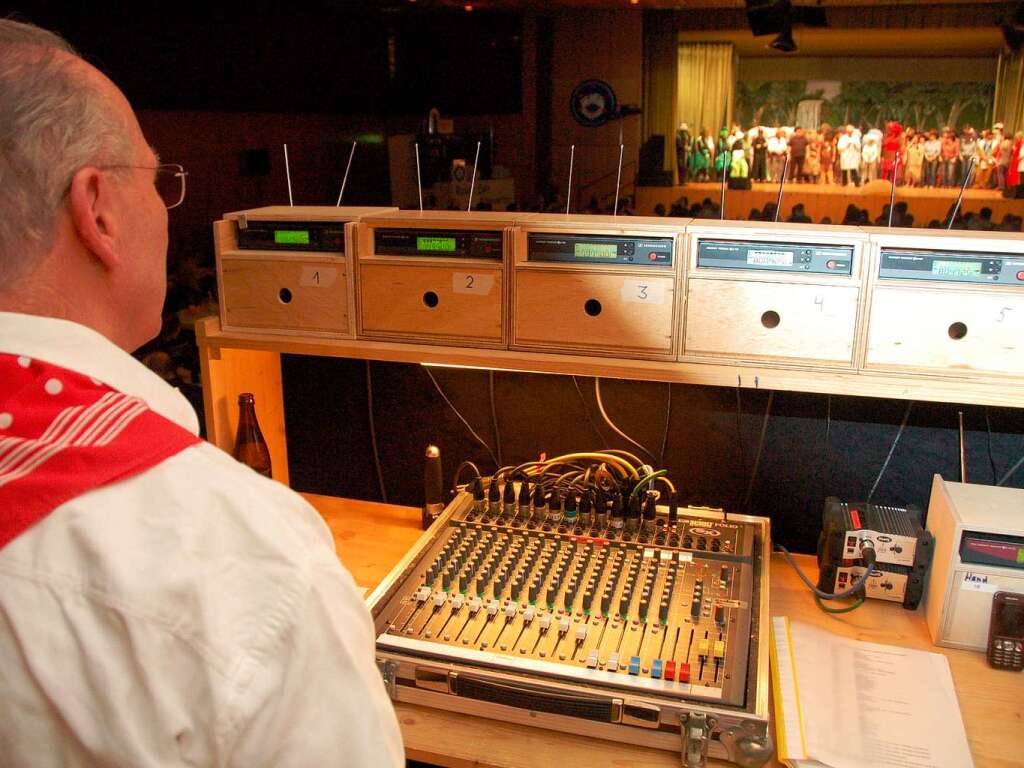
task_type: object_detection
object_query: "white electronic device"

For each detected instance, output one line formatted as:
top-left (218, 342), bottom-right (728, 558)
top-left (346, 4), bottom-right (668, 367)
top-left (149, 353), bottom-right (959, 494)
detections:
top-left (924, 475), bottom-right (1024, 650)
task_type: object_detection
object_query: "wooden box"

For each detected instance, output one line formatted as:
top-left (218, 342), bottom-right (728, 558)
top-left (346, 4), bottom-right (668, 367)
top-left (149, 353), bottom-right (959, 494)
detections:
top-left (862, 229), bottom-right (1024, 377)
top-left (510, 215), bottom-right (686, 359)
top-left (215, 206), bottom-right (395, 338)
top-left (355, 211), bottom-right (516, 347)
top-left (681, 222), bottom-right (868, 368)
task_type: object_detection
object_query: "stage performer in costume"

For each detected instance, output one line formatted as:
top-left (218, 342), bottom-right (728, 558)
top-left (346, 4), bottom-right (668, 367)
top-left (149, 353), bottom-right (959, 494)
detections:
top-left (923, 129), bottom-right (941, 187)
top-left (861, 129), bottom-right (882, 183)
top-left (881, 121), bottom-right (903, 182)
top-left (0, 19), bottom-right (404, 767)
top-left (730, 139), bottom-right (749, 179)
top-left (940, 127), bottom-right (960, 187)
top-left (751, 128), bottom-right (768, 181)
top-left (805, 131), bottom-right (822, 184)
top-left (767, 128), bottom-right (788, 183)
top-left (959, 127), bottom-right (978, 186)
top-left (788, 127), bottom-right (808, 182)
top-left (997, 129), bottom-right (1013, 190)
top-left (1008, 132), bottom-right (1024, 191)
top-left (676, 122), bottom-right (691, 184)
top-left (975, 130), bottom-right (995, 189)
top-left (715, 127), bottom-right (731, 180)
top-left (905, 134), bottom-right (925, 187)
top-left (819, 129), bottom-right (835, 185)
top-left (838, 125), bottom-right (861, 187)
top-left (691, 127), bottom-right (712, 182)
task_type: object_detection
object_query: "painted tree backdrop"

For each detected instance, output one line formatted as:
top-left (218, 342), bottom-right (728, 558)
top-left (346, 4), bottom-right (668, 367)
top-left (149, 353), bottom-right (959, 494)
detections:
top-left (736, 81), bottom-right (994, 130)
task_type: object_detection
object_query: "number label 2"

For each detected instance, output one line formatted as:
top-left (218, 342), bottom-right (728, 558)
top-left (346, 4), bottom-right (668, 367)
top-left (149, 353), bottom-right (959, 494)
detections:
top-left (452, 272), bottom-right (494, 295)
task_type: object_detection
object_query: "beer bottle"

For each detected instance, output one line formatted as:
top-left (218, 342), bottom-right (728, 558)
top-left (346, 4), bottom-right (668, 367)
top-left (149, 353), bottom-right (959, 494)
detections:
top-left (234, 393), bottom-right (272, 478)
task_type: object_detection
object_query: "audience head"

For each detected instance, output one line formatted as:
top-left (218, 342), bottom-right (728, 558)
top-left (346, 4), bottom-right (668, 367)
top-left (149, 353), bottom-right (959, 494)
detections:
top-left (0, 18), bottom-right (169, 351)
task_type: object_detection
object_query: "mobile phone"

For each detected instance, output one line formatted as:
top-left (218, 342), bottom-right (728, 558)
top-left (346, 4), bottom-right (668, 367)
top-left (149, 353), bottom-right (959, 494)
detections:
top-left (987, 591), bottom-right (1024, 671)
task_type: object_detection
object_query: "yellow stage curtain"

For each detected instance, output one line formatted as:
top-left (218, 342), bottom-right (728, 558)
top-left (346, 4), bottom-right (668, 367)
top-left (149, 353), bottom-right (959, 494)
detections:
top-left (643, 20), bottom-right (679, 182)
top-left (677, 43), bottom-right (736, 141)
top-left (994, 51), bottom-right (1024, 134)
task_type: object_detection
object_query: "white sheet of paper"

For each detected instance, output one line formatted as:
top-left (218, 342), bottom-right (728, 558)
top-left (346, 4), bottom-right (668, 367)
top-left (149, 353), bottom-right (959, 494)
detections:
top-left (786, 619), bottom-right (973, 768)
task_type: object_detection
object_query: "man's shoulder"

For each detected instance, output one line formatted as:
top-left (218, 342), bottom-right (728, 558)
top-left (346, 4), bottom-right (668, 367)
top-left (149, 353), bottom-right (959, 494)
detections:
top-left (1, 442), bottom-right (347, 664)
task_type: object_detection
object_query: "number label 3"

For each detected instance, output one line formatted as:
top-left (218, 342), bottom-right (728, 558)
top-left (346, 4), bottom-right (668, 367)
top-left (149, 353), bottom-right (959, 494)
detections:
top-left (621, 280), bottom-right (665, 305)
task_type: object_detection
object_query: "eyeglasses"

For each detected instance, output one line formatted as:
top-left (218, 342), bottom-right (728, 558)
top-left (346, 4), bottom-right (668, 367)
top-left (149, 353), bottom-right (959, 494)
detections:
top-left (100, 163), bottom-right (188, 209)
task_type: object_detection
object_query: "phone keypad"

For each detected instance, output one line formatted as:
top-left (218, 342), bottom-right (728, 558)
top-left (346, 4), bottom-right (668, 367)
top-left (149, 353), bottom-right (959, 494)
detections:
top-left (989, 637), bottom-right (1024, 670)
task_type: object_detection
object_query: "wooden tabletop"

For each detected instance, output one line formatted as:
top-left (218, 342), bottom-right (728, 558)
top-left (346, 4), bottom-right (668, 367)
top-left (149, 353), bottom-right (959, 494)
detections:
top-left (306, 494), bottom-right (1024, 768)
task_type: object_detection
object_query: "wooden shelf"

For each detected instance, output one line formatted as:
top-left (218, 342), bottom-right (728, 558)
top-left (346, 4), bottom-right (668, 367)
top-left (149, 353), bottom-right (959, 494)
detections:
top-left (196, 315), bottom-right (1023, 409)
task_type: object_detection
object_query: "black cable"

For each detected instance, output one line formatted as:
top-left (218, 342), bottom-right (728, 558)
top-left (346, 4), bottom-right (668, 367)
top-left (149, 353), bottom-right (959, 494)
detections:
top-left (365, 360), bottom-right (388, 504)
top-left (571, 375), bottom-right (606, 444)
top-left (489, 370), bottom-right (503, 468)
top-left (659, 383), bottom-right (672, 468)
top-left (743, 391), bottom-right (774, 513)
top-left (423, 366), bottom-right (499, 469)
top-left (734, 384), bottom-right (747, 512)
top-left (867, 400), bottom-right (913, 503)
top-left (453, 460), bottom-right (482, 490)
top-left (985, 407), bottom-right (998, 484)
top-left (776, 543), bottom-right (877, 600)
top-left (824, 394), bottom-right (833, 490)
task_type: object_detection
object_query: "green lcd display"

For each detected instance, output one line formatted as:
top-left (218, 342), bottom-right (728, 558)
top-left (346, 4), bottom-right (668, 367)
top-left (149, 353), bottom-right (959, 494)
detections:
top-left (574, 242), bottom-right (618, 259)
top-left (275, 230), bottom-right (311, 245)
top-left (417, 236), bottom-right (457, 253)
top-left (933, 260), bottom-right (982, 277)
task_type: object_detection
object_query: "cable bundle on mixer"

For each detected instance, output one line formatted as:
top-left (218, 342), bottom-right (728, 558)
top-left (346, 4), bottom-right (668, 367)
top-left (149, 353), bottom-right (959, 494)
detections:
top-left (453, 450), bottom-right (680, 545)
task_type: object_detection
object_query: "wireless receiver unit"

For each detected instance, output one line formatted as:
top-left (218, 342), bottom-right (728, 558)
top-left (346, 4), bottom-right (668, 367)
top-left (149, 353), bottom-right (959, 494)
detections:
top-left (816, 497), bottom-right (934, 608)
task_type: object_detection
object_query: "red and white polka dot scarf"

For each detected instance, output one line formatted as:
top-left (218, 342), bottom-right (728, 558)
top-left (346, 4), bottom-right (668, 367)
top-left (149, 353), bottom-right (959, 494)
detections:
top-left (0, 353), bottom-right (200, 549)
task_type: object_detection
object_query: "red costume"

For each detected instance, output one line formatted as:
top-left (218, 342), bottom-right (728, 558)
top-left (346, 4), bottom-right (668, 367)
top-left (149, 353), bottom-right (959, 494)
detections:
top-left (881, 121), bottom-right (903, 182)
top-left (1008, 138), bottom-right (1023, 189)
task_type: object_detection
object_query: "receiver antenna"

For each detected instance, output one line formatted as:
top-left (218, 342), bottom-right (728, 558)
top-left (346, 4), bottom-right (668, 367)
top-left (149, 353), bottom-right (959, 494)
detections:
top-left (887, 152), bottom-right (900, 227)
top-left (335, 140), bottom-right (357, 206)
top-left (566, 144), bottom-right (576, 215)
top-left (415, 142), bottom-right (424, 212)
top-left (959, 410), bottom-right (967, 483)
top-left (947, 157), bottom-right (976, 230)
top-left (719, 150), bottom-right (730, 220)
top-left (773, 154), bottom-right (789, 223)
top-left (467, 140), bottom-right (482, 212)
top-left (283, 143), bottom-right (294, 206)
top-left (613, 143), bottom-right (624, 216)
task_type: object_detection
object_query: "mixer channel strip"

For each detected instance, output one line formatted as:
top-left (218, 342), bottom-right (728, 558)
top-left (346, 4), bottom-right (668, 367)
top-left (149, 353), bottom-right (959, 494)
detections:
top-left (378, 498), bottom-right (755, 706)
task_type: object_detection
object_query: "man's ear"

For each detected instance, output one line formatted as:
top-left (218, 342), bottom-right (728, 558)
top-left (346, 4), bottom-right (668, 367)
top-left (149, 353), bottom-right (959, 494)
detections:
top-left (68, 166), bottom-right (120, 270)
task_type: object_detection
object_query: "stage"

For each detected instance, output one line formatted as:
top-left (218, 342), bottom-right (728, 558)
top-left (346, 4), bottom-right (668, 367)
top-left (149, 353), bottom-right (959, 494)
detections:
top-left (635, 180), bottom-right (1022, 226)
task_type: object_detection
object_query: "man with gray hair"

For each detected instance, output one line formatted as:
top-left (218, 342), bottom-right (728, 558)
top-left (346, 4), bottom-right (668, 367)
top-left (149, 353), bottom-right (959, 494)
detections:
top-left (0, 19), bottom-right (403, 767)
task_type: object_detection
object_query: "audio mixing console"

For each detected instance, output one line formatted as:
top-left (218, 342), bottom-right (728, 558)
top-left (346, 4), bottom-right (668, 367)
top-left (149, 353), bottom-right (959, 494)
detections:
top-left (369, 468), bottom-right (772, 767)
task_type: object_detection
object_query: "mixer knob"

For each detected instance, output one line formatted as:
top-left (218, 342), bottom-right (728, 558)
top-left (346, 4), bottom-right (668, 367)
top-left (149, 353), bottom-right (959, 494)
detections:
top-left (539, 613), bottom-right (552, 631)
top-left (504, 603), bottom-right (517, 619)
top-left (715, 605), bottom-right (726, 625)
top-left (659, 601), bottom-right (669, 621)
top-left (619, 595), bottom-right (630, 616)
top-left (523, 606), bottom-right (536, 623)
top-left (433, 592), bottom-right (446, 608)
top-left (559, 617), bottom-right (570, 634)
top-left (607, 652), bottom-right (620, 672)
top-left (586, 650), bottom-right (599, 668)
top-left (468, 597), bottom-right (482, 614)
top-left (415, 586), bottom-right (431, 602)
top-left (575, 624), bottom-right (587, 641)
top-left (487, 599), bottom-right (500, 616)
top-left (639, 599), bottom-right (649, 618)
top-left (601, 592), bottom-right (612, 614)
top-left (451, 594), bottom-right (465, 610)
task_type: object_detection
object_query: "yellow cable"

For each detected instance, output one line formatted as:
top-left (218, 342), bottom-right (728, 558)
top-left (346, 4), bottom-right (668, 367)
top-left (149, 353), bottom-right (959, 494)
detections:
top-left (541, 452), bottom-right (638, 480)
top-left (655, 476), bottom-right (676, 494)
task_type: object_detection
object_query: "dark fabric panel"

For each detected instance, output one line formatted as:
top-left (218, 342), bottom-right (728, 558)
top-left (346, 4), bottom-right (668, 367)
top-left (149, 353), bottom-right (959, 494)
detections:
top-left (281, 355), bottom-right (1024, 554)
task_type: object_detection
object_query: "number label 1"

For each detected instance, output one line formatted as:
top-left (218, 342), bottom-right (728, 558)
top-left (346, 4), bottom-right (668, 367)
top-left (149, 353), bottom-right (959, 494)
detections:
top-left (452, 272), bottom-right (494, 295)
top-left (299, 266), bottom-right (338, 288)
top-left (620, 279), bottom-right (665, 305)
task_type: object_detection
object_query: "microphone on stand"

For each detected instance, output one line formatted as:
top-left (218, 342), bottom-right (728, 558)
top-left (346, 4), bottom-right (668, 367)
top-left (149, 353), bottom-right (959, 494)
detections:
top-left (947, 157), bottom-right (976, 230)
top-left (774, 154), bottom-right (790, 223)
top-left (423, 445), bottom-right (445, 530)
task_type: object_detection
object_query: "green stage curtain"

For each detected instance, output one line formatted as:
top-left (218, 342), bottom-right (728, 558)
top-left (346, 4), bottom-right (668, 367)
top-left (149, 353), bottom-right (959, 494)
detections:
top-left (677, 42), bottom-right (736, 144)
top-left (994, 51), bottom-right (1024, 134)
top-left (643, 20), bottom-right (679, 182)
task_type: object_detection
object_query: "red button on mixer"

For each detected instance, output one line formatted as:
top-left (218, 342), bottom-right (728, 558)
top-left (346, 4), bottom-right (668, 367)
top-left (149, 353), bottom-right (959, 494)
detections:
top-left (664, 661), bottom-right (676, 681)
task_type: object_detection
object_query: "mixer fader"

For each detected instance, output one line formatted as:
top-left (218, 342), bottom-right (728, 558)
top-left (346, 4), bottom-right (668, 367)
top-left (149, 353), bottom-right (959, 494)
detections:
top-left (370, 457), bottom-right (772, 767)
